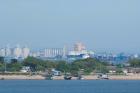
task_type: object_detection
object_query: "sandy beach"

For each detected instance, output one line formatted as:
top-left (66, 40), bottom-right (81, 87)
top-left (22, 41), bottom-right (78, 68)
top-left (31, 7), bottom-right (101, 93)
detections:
top-left (83, 74), bottom-right (140, 80)
top-left (109, 74), bottom-right (140, 80)
top-left (0, 73), bottom-right (140, 80)
top-left (0, 75), bottom-right (45, 80)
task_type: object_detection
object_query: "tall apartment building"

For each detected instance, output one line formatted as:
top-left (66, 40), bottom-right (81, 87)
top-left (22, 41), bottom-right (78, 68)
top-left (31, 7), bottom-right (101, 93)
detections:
top-left (0, 45), bottom-right (30, 59)
top-left (44, 48), bottom-right (64, 58)
top-left (74, 42), bottom-right (86, 51)
top-left (13, 45), bottom-right (22, 58)
top-left (0, 48), bottom-right (6, 57)
top-left (22, 47), bottom-right (30, 59)
top-left (43, 46), bottom-right (67, 58)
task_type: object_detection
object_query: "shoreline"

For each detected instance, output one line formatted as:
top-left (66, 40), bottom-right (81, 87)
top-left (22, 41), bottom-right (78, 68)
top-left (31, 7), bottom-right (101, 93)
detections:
top-left (0, 74), bottom-right (140, 80)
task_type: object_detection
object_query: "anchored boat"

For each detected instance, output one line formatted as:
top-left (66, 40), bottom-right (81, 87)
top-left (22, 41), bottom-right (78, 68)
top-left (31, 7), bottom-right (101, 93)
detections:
top-left (64, 73), bottom-right (72, 80)
top-left (97, 74), bottom-right (109, 80)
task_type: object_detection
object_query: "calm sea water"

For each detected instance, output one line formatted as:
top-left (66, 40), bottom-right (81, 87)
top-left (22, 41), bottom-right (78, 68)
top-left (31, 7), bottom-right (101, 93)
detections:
top-left (0, 80), bottom-right (140, 93)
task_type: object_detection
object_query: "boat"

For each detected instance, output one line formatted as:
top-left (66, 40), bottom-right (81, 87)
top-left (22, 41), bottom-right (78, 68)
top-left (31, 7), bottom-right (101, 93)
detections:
top-left (77, 75), bottom-right (84, 80)
top-left (97, 74), bottom-right (109, 80)
top-left (64, 76), bottom-right (72, 80)
top-left (64, 73), bottom-right (72, 80)
top-left (44, 73), bottom-right (54, 80)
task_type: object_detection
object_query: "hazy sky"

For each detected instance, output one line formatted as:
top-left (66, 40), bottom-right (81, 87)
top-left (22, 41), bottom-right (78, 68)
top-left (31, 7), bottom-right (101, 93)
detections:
top-left (0, 0), bottom-right (140, 53)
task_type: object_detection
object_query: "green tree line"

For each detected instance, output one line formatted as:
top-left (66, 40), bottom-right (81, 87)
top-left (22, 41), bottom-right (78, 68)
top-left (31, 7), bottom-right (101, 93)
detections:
top-left (0, 56), bottom-right (140, 75)
top-left (0, 57), bottom-right (109, 74)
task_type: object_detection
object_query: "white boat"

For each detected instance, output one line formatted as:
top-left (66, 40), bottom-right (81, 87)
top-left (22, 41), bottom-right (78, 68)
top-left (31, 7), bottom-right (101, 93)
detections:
top-left (97, 74), bottom-right (109, 80)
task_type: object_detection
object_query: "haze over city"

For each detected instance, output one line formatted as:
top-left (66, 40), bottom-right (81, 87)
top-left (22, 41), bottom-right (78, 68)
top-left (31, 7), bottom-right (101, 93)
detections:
top-left (0, 0), bottom-right (140, 53)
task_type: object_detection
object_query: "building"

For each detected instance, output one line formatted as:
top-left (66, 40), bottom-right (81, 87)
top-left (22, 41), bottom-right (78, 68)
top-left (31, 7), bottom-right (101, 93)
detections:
top-left (51, 69), bottom-right (61, 76)
top-left (5, 46), bottom-right (11, 57)
top-left (44, 48), bottom-right (64, 58)
top-left (74, 42), bottom-right (86, 51)
top-left (20, 66), bottom-right (31, 73)
top-left (0, 48), bottom-right (6, 57)
top-left (13, 45), bottom-right (22, 59)
top-left (62, 45), bottom-right (67, 58)
top-left (22, 47), bottom-right (30, 59)
top-left (67, 42), bottom-right (94, 60)
top-left (0, 45), bottom-right (30, 61)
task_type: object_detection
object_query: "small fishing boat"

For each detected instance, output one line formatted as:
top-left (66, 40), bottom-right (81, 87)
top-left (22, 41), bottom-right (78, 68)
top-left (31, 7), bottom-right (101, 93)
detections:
top-left (64, 76), bottom-right (72, 80)
top-left (77, 75), bottom-right (84, 80)
top-left (64, 73), bottom-right (72, 80)
top-left (97, 74), bottom-right (109, 80)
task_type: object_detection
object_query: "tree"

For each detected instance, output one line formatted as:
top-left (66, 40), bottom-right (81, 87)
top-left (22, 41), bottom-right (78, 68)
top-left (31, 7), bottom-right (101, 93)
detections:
top-left (129, 58), bottom-right (140, 67)
top-left (56, 61), bottom-right (70, 72)
top-left (23, 57), bottom-right (56, 72)
top-left (7, 62), bottom-right (22, 72)
top-left (0, 62), bottom-right (5, 72)
top-left (0, 57), bottom-right (4, 63)
top-left (71, 58), bottom-right (108, 74)
top-left (23, 57), bottom-right (44, 71)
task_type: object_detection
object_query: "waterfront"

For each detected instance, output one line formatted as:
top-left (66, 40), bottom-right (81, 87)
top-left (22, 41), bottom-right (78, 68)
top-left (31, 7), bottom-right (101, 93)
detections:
top-left (1, 74), bottom-right (140, 80)
top-left (0, 80), bottom-right (140, 93)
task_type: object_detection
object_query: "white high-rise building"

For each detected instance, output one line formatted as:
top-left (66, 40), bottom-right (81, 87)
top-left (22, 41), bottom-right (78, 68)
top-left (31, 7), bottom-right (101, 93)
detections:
top-left (62, 45), bottom-right (67, 58)
top-left (22, 47), bottom-right (30, 59)
top-left (0, 48), bottom-right (6, 57)
top-left (0, 45), bottom-right (30, 59)
top-left (13, 45), bottom-right (22, 59)
top-left (74, 42), bottom-right (86, 52)
top-left (44, 48), bottom-right (64, 58)
top-left (68, 42), bottom-right (94, 59)
top-left (5, 46), bottom-right (11, 57)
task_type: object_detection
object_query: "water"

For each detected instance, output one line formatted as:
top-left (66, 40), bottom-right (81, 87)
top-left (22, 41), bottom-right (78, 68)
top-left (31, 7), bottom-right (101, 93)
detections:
top-left (0, 80), bottom-right (140, 93)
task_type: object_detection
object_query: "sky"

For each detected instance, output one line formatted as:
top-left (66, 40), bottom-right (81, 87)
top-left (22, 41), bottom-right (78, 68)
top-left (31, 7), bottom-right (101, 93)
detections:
top-left (0, 0), bottom-right (140, 53)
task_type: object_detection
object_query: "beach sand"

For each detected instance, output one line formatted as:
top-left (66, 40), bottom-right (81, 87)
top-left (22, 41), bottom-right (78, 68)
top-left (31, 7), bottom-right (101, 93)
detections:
top-left (0, 75), bottom-right (45, 80)
top-left (0, 74), bottom-right (140, 80)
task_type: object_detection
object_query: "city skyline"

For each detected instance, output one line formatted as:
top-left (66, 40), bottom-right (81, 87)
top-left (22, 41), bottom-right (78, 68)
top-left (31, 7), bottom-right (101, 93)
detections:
top-left (0, 43), bottom-right (139, 55)
top-left (0, 43), bottom-right (137, 65)
top-left (0, 41), bottom-right (139, 54)
top-left (0, 0), bottom-right (140, 53)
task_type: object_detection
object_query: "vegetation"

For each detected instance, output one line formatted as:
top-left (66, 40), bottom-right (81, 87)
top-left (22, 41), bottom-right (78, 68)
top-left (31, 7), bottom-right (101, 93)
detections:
top-left (0, 57), bottom-right (109, 74)
top-left (71, 58), bottom-right (108, 74)
top-left (1, 56), bottom-right (140, 75)
top-left (128, 58), bottom-right (140, 67)
top-left (23, 57), bottom-right (109, 74)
